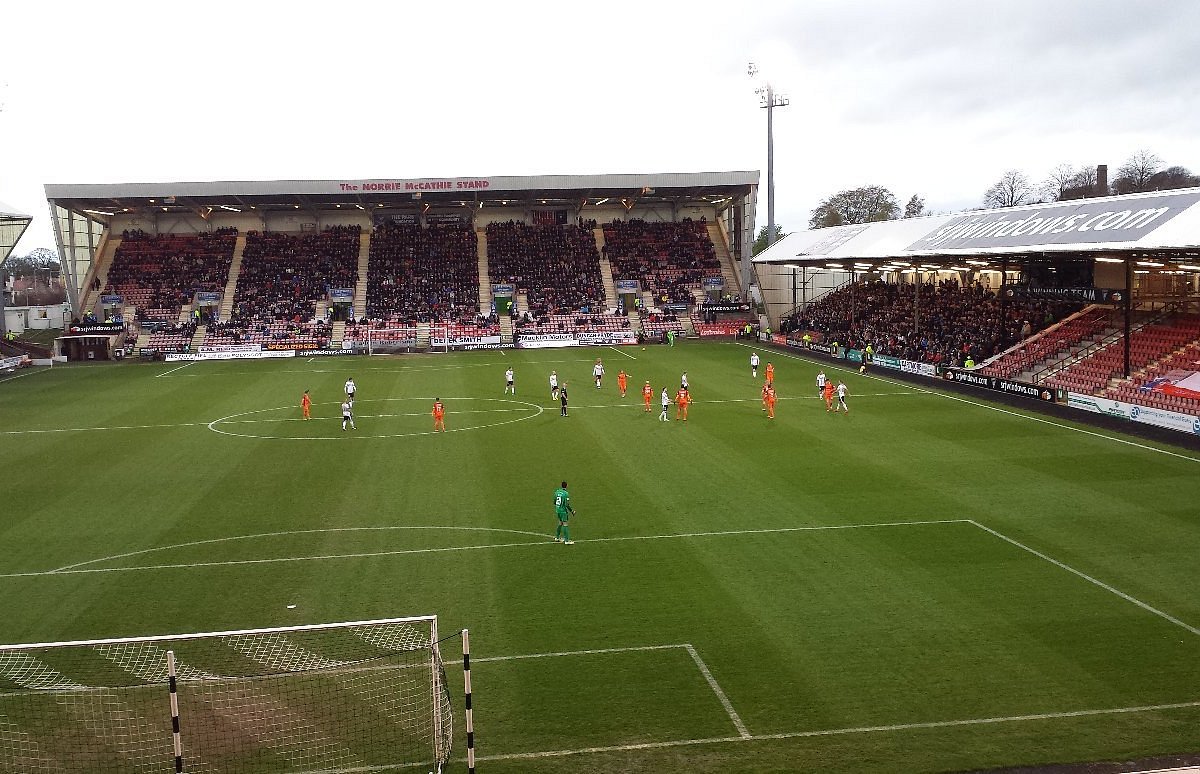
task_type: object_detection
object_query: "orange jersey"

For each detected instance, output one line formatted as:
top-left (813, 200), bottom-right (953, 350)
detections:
top-left (675, 389), bottom-right (690, 406)
top-left (823, 383), bottom-right (834, 400)
top-left (618, 373), bottom-right (628, 387)
top-left (643, 384), bottom-right (653, 399)
top-left (765, 364), bottom-right (775, 381)
top-left (301, 394), bottom-right (311, 408)
top-left (432, 402), bottom-right (445, 418)
top-left (766, 388), bottom-right (777, 403)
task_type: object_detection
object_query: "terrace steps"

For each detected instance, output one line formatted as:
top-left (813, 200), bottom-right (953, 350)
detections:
top-left (708, 223), bottom-right (740, 296)
top-left (477, 230), bottom-right (491, 315)
top-left (499, 315), bottom-right (513, 344)
top-left (353, 233), bottom-right (371, 316)
top-left (332, 320), bottom-right (346, 348)
top-left (598, 255), bottom-right (617, 312)
top-left (218, 235), bottom-right (247, 320)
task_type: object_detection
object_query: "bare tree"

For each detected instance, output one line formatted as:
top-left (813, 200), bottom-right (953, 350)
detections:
top-left (903, 194), bottom-right (927, 218)
top-left (1111, 149), bottom-right (1163, 194)
top-left (1041, 164), bottom-right (1077, 201)
top-left (983, 170), bottom-right (1036, 209)
top-left (809, 185), bottom-right (899, 229)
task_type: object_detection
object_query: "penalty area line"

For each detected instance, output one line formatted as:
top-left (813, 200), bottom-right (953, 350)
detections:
top-left (1, 519), bottom-right (970, 578)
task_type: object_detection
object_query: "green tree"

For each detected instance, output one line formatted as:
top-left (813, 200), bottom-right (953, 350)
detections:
top-left (752, 224), bottom-right (786, 256)
top-left (903, 194), bottom-right (927, 218)
top-left (808, 186), bottom-right (898, 229)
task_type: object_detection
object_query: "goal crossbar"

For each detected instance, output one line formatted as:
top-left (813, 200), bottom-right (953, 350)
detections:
top-left (0, 615), bottom-right (439, 653)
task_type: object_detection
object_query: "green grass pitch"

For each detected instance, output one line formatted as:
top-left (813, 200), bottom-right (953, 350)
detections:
top-left (2, 341), bottom-right (1199, 773)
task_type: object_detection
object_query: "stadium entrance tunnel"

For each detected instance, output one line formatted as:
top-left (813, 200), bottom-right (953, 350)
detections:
top-left (206, 396), bottom-right (543, 440)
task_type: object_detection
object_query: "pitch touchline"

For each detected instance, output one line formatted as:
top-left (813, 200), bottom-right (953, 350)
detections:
top-left (0, 520), bottom-right (965, 578)
top-left (737, 342), bottom-right (1200, 464)
top-left (966, 519), bottom-right (1200, 638)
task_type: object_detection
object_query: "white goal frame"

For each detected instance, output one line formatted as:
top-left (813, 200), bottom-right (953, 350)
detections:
top-left (0, 615), bottom-right (453, 773)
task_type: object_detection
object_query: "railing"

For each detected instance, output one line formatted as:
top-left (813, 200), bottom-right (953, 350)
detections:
top-left (1032, 301), bottom-right (1184, 383)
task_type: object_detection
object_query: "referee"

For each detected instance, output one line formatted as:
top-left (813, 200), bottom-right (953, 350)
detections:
top-left (559, 382), bottom-right (569, 417)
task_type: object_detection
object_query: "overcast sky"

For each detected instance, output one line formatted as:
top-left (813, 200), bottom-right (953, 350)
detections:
top-left (2, 0), bottom-right (1197, 255)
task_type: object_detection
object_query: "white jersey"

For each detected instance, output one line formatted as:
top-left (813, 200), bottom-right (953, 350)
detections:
top-left (817, 373), bottom-right (827, 389)
top-left (341, 401), bottom-right (352, 417)
top-left (681, 373), bottom-right (689, 389)
top-left (750, 354), bottom-right (760, 368)
top-left (345, 379), bottom-right (356, 396)
top-left (549, 373), bottom-right (559, 388)
top-left (505, 368), bottom-right (514, 383)
top-left (661, 389), bottom-right (671, 408)
top-left (836, 383), bottom-right (847, 399)
top-left (593, 363), bottom-right (604, 377)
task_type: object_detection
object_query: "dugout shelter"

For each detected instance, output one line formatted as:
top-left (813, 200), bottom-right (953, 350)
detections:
top-left (753, 187), bottom-right (1200, 377)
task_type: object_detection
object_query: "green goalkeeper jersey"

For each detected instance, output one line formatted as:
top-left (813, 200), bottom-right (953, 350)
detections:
top-left (554, 487), bottom-right (571, 517)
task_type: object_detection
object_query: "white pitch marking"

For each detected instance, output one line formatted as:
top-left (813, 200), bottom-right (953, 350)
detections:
top-left (285, 698), bottom-right (1200, 772)
top-left (736, 342), bottom-right (1200, 464)
top-left (0, 421), bottom-right (210, 436)
top-left (0, 368), bottom-right (48, 384)
top-left (0, 519), bottom-right (965, 578)
top-left (53, 525), bottom-right (551, 572)
top-left (608, 345), bottom-right (636, 360)
top-left (155, 361), bottom-right (196, 378)
top-left (474, 643), bottom-right (687, 664)
top-left (685, 644), bottom-right (750, 738)
top-left (968, 520), bottom-right (1200, 638)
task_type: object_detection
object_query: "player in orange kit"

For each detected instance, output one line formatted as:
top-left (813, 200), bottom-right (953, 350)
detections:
top-left (823, 380), bottom-right (835, 412)
top-left (301, 389), bottom-right (312, 420)
top-left (761, 381), bottom-right (770, 412)
top-left (675, 386), bottom-right (691, 421)
top-left (618, 370), bottom-right (628, 397)
top-left (432, 398), bottom-right (446, 432)
top-left (765, 384), bottom-right (777, 419)
top-left (765, 362), bottom-right (775, 385)
top-left (642, 380), bottom-right (653, 412)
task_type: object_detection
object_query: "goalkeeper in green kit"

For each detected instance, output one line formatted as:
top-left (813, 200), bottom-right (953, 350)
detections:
top-left (553, 481), bottom-right (575, 545)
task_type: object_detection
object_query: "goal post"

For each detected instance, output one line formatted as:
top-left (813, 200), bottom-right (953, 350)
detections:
top-left (0, 616), bottom-right (454, 773)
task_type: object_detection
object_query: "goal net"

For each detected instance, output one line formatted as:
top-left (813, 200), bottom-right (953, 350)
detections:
top-left (0, 616), bottom-right (453, 773)
top-left (365, 326), bottom-right (421, 355)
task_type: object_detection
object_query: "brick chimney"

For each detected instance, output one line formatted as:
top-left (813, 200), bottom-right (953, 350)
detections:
top-left (1096, 164), bottom-right (1108, 196)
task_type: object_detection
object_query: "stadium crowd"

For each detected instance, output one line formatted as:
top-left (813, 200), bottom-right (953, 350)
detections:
top-left (228, 226), bottom-right (359, 338)
top-left (103, 229), bottom-right (237, 323)
top-left (784, 279), bottom-right (1081, 366)
top-left (602, 218), bottom-right (719, 305)
top-left (485, 221), bottom-right (605, 317)
top-left (365, 222), bottom-right (480, 324)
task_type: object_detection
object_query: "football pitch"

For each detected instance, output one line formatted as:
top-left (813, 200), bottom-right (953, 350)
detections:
top-left (2, 341), bottom-right (1199, 773)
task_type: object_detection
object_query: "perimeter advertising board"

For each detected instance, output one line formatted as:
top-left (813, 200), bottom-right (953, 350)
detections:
top-left (942, 369), bottom-right (1057, 402)
top-left (1068, 393), bottom-right (1200, 435)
